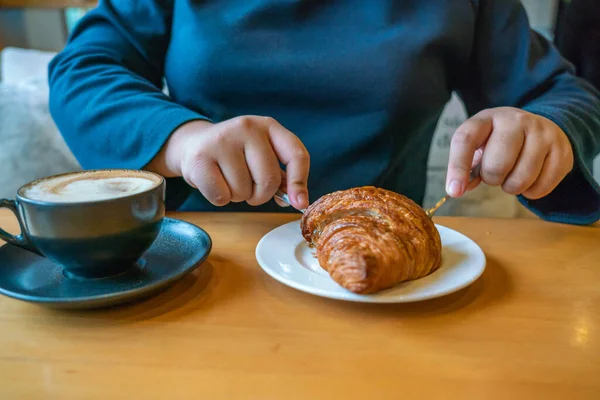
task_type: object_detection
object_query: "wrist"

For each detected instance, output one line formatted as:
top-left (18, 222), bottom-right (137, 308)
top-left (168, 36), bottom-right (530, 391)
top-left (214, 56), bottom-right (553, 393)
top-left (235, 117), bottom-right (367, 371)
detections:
top-left (165, 120), bottom-right (213, 176)
top-left (146, 119), bottom-right (213, 177)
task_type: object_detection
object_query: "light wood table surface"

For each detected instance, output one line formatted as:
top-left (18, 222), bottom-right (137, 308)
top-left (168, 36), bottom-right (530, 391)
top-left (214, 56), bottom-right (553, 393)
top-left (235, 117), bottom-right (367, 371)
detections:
top-left (0, 211), bottom-right (598, 399)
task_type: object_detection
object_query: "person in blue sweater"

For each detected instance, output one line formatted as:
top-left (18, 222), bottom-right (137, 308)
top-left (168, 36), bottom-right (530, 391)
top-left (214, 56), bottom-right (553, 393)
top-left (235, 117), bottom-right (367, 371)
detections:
top-left (48, 0), bottom-right (600, 224)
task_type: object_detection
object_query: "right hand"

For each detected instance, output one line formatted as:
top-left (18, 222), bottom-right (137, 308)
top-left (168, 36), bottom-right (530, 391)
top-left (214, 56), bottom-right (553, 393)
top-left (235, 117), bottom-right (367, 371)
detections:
top-left (155, 116), bottom-right (310, 209)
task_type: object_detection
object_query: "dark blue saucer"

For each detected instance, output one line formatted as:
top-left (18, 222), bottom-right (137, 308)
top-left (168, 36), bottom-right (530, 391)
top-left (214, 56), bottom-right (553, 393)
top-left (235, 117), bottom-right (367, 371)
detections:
top-left (0, 218), bottom-right (212, 309)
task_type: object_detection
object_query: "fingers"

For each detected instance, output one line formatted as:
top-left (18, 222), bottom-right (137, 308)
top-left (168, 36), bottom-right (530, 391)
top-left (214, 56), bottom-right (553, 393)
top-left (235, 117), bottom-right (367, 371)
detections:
top-left (274, 197), bottom-right (290, 208)
top-left (480, 120), bottom-right (525, 187)
top-left (218, 147), bottom-right (253, 203)
top-left (500, 134), bottom-right (548, 195)
top-left (265, 118), bottom-right (310, 209)
top-left (447, 108), bottom-right (574, 201)
top-left (471, 147), bottom-right (484, 169)
top-left (446, 116), bottom-right (493, 197)
top-left (522, 145), bottom-right (573, 199)
top-left (186, 157), bottom-right (231, 206)
top-left (465, 148), bottom-right (484, 192)
top-left (244, 133), bottom-right (283, 206)
top-left (180, 116), bottom-right (310, 209)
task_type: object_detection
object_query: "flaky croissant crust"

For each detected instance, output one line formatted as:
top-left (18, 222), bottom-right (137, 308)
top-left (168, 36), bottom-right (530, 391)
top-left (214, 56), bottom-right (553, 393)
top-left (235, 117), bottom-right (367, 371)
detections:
top-left (300, 186), bottom-right (442, 294)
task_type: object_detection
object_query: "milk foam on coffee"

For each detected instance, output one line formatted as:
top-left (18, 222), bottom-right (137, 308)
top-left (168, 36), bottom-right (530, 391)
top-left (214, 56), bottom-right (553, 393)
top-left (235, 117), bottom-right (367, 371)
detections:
top-left (22, 170), bottom-right (160, 203)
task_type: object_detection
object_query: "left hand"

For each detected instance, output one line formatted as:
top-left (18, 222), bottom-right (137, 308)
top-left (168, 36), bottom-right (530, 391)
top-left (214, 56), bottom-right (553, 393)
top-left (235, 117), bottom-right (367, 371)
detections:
top-left (446, 107), bottom-right (574, 200)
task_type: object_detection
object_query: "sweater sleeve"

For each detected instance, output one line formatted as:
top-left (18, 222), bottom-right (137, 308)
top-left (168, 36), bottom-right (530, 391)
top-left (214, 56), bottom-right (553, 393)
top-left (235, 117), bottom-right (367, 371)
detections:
top-left (48, 0), bottom-right (210, 208)
top-left (455, 0), bottom-right (600, 225)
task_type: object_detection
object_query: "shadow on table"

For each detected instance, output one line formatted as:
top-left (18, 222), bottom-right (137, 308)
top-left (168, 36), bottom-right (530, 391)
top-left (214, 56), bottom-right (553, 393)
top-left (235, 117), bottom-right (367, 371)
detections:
top-left (48, 260), bottom-right (217, 323)
top-left (52, 251), bottom-right (259, 324)
top-left (268, 255), bottom-right (513, 322)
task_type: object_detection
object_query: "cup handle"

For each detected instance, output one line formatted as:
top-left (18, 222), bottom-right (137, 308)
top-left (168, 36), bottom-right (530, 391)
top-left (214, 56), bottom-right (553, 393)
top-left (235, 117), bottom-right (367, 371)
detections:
top-left (0, 199), bottom-right (41, 255)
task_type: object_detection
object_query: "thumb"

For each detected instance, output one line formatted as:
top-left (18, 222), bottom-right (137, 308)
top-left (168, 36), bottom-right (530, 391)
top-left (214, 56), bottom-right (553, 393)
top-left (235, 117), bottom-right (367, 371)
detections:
top-left (465, 147), bottom-right (484, 192)
top-left (274, 170), bottom-right (291, 208)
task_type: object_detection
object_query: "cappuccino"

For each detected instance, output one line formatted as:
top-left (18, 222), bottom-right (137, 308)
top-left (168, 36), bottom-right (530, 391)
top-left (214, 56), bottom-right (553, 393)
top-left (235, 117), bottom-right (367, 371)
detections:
top-left (22, 170), bottom-right (161, 203)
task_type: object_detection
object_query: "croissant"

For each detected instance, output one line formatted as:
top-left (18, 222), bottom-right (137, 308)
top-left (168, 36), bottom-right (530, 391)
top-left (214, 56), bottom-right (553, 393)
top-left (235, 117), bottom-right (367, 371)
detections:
top-left (300, 186), bottom-right (442, 294)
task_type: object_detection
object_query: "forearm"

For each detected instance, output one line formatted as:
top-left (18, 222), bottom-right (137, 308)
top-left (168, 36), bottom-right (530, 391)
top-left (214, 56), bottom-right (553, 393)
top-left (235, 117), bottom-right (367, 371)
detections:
top-left (48, 1), bottom-right (211, 171)
top-left (48, 48), bottom-right (208, 171)
top-left (521, 73), bottom-right (600, 168)
top-left (516, 74), bottom-right (600, 224)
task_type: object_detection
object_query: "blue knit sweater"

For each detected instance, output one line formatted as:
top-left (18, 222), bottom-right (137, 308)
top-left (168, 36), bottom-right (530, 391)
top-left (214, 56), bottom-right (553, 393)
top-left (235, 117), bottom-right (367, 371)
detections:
top-left (48, 0), bottom-right (600, 224)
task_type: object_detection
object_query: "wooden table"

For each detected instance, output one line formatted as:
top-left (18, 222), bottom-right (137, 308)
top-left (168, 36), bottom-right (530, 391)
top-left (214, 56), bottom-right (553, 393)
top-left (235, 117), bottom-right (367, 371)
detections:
top-left (0, 212), bottom-right (598, 399)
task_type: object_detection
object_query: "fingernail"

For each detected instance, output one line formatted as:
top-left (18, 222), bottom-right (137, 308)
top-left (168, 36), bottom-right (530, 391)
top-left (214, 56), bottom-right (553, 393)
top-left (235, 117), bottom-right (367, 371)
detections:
top-left (296, 192), bottom-right (307, 207)
top-left (447, 180), bottom-right (463, 197)
top-left (276, 199), bottom-right (290, 207)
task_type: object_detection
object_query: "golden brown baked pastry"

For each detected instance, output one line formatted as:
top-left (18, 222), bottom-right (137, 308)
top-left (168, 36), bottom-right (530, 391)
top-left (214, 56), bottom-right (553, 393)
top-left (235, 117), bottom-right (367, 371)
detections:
top-left (300, 186), bottom-right (442, 294)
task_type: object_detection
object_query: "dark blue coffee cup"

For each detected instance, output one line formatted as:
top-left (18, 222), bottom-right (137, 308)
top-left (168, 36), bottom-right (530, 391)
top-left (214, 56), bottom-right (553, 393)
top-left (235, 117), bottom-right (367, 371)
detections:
top-left (0, 170), bottom-right (165, 279)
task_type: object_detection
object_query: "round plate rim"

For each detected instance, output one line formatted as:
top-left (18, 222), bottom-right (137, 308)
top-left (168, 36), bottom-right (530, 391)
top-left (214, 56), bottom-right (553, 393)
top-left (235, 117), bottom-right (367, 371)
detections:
top-left (255, 219), bottom-right (486, 303)
top-left (0, 217), bottom-right (212, 307)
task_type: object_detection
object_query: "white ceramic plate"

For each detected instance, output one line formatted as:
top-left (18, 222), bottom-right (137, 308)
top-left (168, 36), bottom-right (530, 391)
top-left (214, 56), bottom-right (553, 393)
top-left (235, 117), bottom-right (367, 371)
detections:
top-left (255, 220), bottom-right (486, 303)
